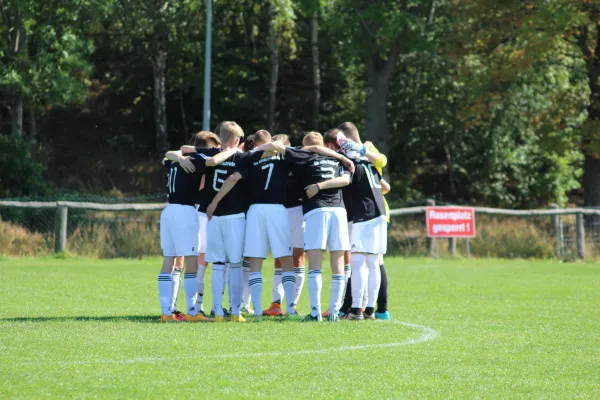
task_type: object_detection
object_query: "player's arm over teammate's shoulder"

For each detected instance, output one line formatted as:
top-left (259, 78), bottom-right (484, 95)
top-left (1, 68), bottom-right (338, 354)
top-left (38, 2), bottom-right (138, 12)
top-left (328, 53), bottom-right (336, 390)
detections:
top-left (261, 140), bottom-right (355, 173)
top-left (164, 150), bottom-right (197, 174)
top-left (205, 147), bottom-right (240, 167)
top-left (301, 144), bottom-right (355, 173)
top-left (206, 171), bottom-right (244, 219)
top-left (363, 141), bottom-right (388, 170)
top-left (304, 167), bottom-right (351, 199)
top-left (380, 178), bottom-right (391, 194)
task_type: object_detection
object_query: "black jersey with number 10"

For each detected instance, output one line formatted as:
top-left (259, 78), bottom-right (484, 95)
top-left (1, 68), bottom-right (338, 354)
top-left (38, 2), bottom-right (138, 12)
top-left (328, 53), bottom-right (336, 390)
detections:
top-left (347, 158), bottom-right (386, 223)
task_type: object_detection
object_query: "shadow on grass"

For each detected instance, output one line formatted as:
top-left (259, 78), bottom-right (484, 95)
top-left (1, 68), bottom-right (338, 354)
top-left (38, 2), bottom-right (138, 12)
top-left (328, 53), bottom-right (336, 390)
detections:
top-left (0, 315), bottom-right (159, 323)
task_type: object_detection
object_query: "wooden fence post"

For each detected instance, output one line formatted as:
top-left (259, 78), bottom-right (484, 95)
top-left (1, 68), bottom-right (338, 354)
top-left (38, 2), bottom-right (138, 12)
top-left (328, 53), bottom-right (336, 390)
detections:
top-left (54, 205), bottom-right (68, 253)
top-left (449, 238), bottom-right (456, 257)
top-left (550, 204), bottom-right (563, 258)
top-left (426, 199), bottom-right (435, 256)
top-left (576, 213), bottom-right (585, 259)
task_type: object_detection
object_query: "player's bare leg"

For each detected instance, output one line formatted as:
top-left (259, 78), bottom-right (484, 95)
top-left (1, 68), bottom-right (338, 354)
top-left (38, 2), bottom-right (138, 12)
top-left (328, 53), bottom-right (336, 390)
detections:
top-left (303, 249), bottom-right (324, 321)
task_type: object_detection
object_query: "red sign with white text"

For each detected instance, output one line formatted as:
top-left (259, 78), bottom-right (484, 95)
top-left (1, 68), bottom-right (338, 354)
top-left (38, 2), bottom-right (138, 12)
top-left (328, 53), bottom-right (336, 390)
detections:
top-left (426, 207), bottom-right (476, 238)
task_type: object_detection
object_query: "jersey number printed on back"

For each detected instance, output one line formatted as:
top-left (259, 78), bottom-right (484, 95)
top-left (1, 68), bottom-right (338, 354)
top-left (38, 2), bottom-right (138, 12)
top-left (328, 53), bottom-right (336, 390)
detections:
top-left (167, 167), bottom-right (177, 193)
top-left (364, 165), bottom-right (381, 189)
top-left (212, 169), bottom-right (227, 191)
top-left (318, 166), bottom-right (335, 180)
top-left (261, 163), bottom-right (274, 190)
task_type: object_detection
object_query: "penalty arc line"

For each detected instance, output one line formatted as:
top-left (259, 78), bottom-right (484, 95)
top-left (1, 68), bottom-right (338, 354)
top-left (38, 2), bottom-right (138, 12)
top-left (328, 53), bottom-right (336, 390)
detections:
top-left (14, 321), bottom-right (440, 366)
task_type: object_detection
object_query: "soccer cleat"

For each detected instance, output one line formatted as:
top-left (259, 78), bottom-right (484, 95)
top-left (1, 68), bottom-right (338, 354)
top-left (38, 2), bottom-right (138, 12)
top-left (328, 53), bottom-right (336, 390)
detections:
top-left (284, 313), bottom-right (302, 321)
top-left (231, 315), bottom-right (246, 323)
top-left (172, 311), bottom-right (186, 321)
top-left (321, 310), bottom-right (330, 318)
top-left (214, 316), bottom-right (227, 323)
top-left (302, 313), bottom-right (322, 322)
top-left (263, 302), bottom-right (284, 317)
top-left (328, 313), bottom-right (340, 322)
top-left (160, 314), bottom-right (183, 323)
top-left (363, 312), bottom-right (376, 320)
top-left (375, 311), bottom-right (391, 320)
top-left (185, 313), bottom-right (214, 322)
top-left (345, 312), bottom-right (364, 321)
top-left (240, 305), bottom-right (254, 316)
top-left (210, 308), bottom-right (232, 319)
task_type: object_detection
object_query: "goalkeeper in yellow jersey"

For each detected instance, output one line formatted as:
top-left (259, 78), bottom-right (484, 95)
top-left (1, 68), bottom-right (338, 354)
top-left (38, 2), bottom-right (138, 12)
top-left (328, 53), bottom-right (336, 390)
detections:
top-left (336, 122), bottom-right (391, 320)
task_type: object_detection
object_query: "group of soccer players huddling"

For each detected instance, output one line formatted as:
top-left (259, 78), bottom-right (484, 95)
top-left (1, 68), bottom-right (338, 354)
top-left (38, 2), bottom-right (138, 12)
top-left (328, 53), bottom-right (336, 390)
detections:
top-left (158, 121), bottom-right (391, 322)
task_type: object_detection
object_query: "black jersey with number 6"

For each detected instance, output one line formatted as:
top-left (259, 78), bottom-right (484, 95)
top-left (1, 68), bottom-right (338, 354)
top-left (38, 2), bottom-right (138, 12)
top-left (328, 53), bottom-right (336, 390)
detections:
top-left (284, 147), bottom-right (348, 215)
top-left (238, 151), bottom-right (290, 206)
top-left (163, 149), bottom-right (218, 206)
top-left (200, 151), bottom-right (261, 216)
top-left (347, 158), bottom-right (386, 223)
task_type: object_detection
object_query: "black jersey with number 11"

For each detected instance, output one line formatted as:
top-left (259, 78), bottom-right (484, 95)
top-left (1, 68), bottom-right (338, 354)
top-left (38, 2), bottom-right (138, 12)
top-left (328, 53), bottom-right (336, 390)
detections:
top-left (163, 148), bottom-right (219, 206)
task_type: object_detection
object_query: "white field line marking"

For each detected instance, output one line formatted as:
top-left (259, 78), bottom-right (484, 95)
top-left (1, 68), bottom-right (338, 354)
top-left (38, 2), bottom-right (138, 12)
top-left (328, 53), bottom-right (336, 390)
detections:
top-left (15, 321), bottom-right (439, 366)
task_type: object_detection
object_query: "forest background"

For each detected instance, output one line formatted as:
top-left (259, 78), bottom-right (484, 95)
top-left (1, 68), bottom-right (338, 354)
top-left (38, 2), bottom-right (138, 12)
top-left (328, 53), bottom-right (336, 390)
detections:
top-left (3, 0), bottom-right (600, 211)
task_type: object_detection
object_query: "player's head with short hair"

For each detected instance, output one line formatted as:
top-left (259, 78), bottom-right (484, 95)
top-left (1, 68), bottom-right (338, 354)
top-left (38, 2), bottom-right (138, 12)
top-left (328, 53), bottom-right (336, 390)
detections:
top-left (242, 134), bottom-right (256, 152)
top-left (190, 131), bottom-right (221, 148)
top-left (323, 128), bottom-right (341, 151)
top-left (215, 121), bottom-right (244, 148)
top-left (302, 131), bottom-right (323, 147)
top-left (272, 134), bottom-right (290, 146)
top-left (254, 129), bottom-right (272, 146)
top-left (337, 122), bottom-right (361, 143)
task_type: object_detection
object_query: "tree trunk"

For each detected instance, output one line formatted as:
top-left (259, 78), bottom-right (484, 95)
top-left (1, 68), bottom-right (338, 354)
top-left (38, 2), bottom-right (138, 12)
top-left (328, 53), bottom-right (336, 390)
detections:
top-left (28, 97), bottom-right (37, 140)
top-left (267, 2), bottom-right (278, 134)
top-left (310, 9), bottom-right (320, 130)
top-left (11, 90), bottom-right (23, 137)
top-left (152, 49), bottom-right (168, 153)
top-left (365, 58), bottom-right (391, 155)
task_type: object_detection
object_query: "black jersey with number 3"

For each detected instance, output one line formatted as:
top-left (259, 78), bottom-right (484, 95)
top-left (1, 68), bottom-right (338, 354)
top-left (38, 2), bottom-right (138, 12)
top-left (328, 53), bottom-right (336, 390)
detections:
top-left (347, 158), bottom-right (386, 223)
top-left (284, 147), bottom-right (347, 215)
top-left (200, 151), bottom-right (262, 216)
top-left (239, 151), bottom-right (290, 205)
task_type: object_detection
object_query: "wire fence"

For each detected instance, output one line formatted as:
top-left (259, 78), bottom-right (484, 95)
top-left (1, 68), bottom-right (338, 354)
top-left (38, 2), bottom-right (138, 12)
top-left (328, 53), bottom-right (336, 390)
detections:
top-left (1, 197), bottom-right (600, 260)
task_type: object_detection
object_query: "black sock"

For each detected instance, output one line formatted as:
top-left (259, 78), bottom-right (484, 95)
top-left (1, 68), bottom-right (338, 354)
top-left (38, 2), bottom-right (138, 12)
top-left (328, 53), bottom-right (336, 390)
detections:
top-left (376, 263), bottom-right (388, 313)
top-left (364, 306), bottom-right (375, 316)
top-left (350, 307), bottom-right (361, 315)
top-left (341, 277), bottom-right (353, 313)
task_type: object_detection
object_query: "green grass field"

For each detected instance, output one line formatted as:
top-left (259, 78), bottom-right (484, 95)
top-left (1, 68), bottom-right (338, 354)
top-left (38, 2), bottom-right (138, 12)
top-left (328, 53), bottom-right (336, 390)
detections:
top-left (1, 256), bottom-right (599, 399)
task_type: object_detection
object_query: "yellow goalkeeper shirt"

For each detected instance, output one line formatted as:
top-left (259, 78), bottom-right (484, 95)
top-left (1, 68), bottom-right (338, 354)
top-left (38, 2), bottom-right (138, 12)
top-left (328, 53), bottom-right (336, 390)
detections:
top-left (369, 146), bottom-right (390, 222)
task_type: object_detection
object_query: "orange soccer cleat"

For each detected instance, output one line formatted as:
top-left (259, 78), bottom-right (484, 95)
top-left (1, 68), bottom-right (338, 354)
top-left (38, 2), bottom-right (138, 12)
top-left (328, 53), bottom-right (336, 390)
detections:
top-left (263, 302), bottom-right (284, 317)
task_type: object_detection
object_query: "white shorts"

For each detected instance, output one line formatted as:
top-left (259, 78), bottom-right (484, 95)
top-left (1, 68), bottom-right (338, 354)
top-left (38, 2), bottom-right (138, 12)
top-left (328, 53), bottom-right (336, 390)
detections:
top-left (287, 205), bottom-right (304, 249)
top-left (303, 208), bottom-right (350, 252)
top-left (197, 211), bottom-right (208, 253)
top-left (160, 204), bottom-right (200, 257)
top-left (205, 213), bottom-right (246, 264)
top-left (244, 204), bottom-right (292, 259)
top-left (350, 216), bottom-right (387, 255)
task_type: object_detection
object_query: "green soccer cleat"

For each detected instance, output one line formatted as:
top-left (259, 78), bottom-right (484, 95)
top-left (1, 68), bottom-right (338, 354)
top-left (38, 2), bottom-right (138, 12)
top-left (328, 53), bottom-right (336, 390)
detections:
top-left (302, 313), bottom-right (322, 322)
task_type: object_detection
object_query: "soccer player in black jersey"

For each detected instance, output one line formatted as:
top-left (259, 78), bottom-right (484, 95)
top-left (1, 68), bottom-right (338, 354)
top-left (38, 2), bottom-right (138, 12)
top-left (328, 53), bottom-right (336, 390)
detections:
top-left (263, 134), bottom-right (307, 317)
top-left (323, 129), bottom-right (388, 320)
top-left (254, 132), bottom-right (354, 322)
top-left (158, 131), bottom-right (222, 322)
top-left (206, 130), bottom-right (353, 320)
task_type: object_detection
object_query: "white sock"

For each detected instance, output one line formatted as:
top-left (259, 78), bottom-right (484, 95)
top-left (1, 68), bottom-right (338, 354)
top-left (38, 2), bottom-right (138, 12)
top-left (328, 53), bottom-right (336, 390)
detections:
top-left (184, 272), bottom-right (198, 315)
top-left (249, 272), bottom-right (263, 316)
top-left (308, 269), bottom-right (322, 317)
top-left (366, 254), bottom-right (381, 308)
top-left (293, 266), bottom-right (305, 305)
top-left (282, 272), bottom-right (297, 313)
top-left (242, 261), bottom-right (251, 308)
top-left (329, 274), bottom-right (345, 315)
top-left (224, 263), bottom-right (230, 310)
top-left (272, 268), bottom-right (284, 303)
top-left (158, 273), bottom-right (172, 315)
top-left (196, 264), bottom-right (207, 312)
top-left (229, 263), bottom-right (243, 316)
top-left (170, 268), bottom-right (182, 312)
top-left (211, 263), bottom-right (225, 317)
top-left (350, 254), bottom-right (367, 309)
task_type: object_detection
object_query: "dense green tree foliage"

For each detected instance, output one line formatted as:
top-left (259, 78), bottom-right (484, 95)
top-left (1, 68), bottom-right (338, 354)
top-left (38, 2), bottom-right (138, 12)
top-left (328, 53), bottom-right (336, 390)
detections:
top-left (0, 0), bottom-right (598, 208)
